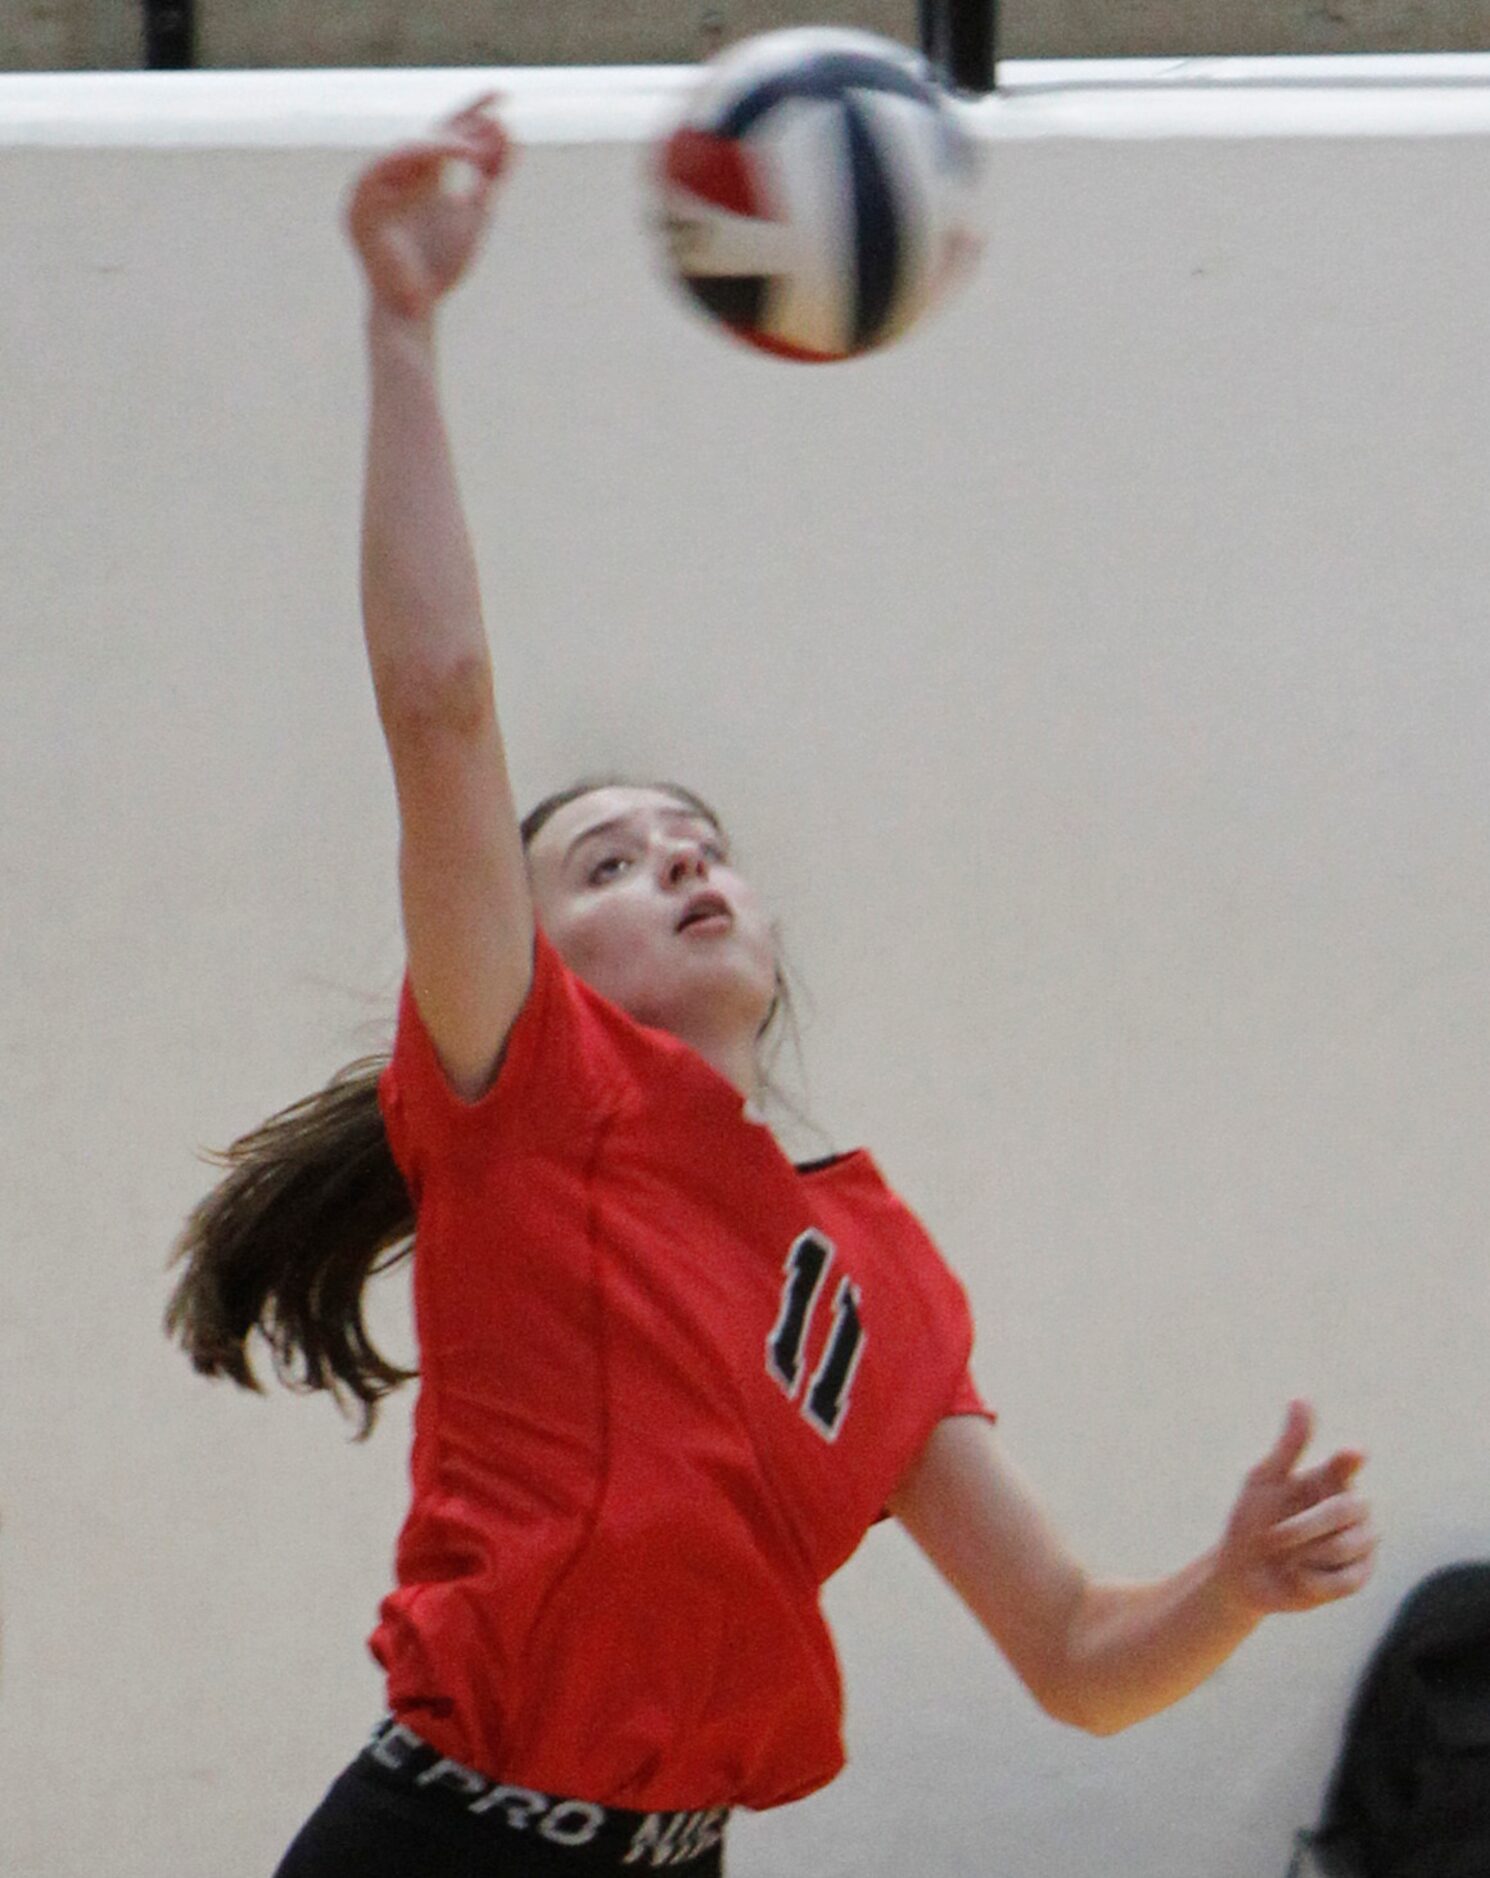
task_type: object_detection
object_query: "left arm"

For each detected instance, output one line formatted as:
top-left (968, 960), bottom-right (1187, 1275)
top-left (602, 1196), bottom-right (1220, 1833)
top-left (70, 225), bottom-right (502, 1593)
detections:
top-left (887, 1400), bottom-right (1376, 1736)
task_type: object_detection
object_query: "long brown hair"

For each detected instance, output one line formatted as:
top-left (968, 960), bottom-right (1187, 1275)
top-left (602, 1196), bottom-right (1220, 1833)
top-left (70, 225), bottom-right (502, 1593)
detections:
top-left (164, 779), bottom-right (811, 1437)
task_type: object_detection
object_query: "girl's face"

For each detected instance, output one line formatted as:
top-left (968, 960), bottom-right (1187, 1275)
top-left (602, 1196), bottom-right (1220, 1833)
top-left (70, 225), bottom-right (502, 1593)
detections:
top-left (525, 785), bottom-right (780, 1046)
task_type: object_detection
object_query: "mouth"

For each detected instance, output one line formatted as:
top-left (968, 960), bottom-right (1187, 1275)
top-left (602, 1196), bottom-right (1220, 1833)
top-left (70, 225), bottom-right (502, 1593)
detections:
top-left (676, 891), bottom-right (733, 933)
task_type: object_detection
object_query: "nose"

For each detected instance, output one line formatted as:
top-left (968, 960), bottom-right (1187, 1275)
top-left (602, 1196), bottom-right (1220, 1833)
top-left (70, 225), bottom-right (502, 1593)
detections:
top-left (659, 836), bottom-right (710, 888)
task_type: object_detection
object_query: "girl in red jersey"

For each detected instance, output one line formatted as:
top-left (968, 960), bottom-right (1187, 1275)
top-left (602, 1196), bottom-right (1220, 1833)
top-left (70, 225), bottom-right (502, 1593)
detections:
top-left (166, 99), bottom-right (1378, 1878)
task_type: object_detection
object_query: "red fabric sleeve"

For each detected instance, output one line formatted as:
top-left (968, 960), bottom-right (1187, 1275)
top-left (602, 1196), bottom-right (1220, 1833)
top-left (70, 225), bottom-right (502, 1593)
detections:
top-left (944, 1366), bottom-right (996, 1423)
top-left (377, 928), bottom-right (615, 1201)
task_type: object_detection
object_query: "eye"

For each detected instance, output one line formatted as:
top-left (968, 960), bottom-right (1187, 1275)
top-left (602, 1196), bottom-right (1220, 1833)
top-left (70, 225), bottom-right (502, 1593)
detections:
top-left (589, 853), bottom-right (632, 885)
top-left (703, 839), bottom-right (729, 865)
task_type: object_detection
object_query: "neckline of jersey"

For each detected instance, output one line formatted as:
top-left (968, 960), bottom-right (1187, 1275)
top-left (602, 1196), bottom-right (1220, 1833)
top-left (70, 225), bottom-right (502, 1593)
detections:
top-left (794, 1147), bottom-right (870, 1179)
top-left (668, 1044), bottom-right (872, 1183)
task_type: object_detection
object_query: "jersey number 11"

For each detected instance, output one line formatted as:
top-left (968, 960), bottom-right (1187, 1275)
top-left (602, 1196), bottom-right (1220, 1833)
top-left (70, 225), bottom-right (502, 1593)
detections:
top-left (766, 1231), bottom-right (866, 1441)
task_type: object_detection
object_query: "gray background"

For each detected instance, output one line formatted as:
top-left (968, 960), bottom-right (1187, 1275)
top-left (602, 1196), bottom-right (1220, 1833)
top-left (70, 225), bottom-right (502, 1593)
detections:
top-left (13, 0), bottom-right (1490, 70)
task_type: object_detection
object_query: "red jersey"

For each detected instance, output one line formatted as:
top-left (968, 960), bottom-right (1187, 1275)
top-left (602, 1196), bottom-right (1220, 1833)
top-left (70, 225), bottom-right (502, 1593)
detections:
top-left (372, 928), bottom-right (991, 1813)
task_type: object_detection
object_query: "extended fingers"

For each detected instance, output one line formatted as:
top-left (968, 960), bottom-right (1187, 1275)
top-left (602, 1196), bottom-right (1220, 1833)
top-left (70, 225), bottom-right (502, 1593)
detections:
top-left (1252, 1399), bottom-right (1314, 1482)
top-left (1268, 1491), bottom-right (1373, 1554)
top-left (1266, 1495), bottom-right (1378, 1615)
top-left (1278, 1449), bottom-right (1368, 1520)
top-left (1271, 1497), bottom-right (1377, 1607)
top-left (441, 96), bottom-right (513, 176)
top-left (354, 142), bottom-right (453, 197)
top-left (353, 136), bottom-right (501, 207)
top-left (347, 97), bottom-right (511, 221)
top-left (444, 91), bottom-right (502, 131)
top-left (421, 122), bottom-right (511, 211)
top-left (1295, 1528), bottom-right (1378, 1596)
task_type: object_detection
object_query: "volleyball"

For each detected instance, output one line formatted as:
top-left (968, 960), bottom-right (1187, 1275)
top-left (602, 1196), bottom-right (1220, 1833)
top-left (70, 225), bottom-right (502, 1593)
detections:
top-left (654, 27), bottom-right (980, 362)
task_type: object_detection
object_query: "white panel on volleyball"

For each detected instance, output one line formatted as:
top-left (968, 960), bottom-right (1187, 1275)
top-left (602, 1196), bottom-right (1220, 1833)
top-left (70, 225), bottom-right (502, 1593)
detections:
top-left (750, 96), bottom-right (860, 358)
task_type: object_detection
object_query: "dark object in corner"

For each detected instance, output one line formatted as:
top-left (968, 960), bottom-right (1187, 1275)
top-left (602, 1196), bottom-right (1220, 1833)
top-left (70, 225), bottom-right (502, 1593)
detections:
top-left (1291, 1561), bottom-right (1490, 1878)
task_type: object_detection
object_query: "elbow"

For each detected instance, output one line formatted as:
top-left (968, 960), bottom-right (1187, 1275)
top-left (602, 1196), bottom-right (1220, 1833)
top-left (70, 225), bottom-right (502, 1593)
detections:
top-left (1041, 1700), bottom-right (1128, 1738)
top-left (1032, 1674), bottom-right (1132, 1738)
top-left (1035, 1691), bottom-right (1104, 1736)
top-left (1024, 1576), bottom-right (1144, 1737)
top-left (1064, 1705), bottom-right (1132, 1739)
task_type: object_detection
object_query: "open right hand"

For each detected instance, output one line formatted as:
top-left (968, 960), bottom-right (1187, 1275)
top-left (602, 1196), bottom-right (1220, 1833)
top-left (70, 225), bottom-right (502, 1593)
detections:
top-left (1215, 1399), bottom-right (1376, 1617)
top-left (345, 95), bottom-right (514, 321)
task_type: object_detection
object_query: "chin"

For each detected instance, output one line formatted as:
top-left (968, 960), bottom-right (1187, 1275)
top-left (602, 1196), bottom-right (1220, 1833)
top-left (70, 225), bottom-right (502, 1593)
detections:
top-left (662, 968), bottom-right (774, 1038)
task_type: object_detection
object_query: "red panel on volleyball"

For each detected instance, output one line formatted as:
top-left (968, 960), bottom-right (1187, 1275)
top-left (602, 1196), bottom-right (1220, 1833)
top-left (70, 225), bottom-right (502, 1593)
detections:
top-left (660, 128), bottom-right (766, 218)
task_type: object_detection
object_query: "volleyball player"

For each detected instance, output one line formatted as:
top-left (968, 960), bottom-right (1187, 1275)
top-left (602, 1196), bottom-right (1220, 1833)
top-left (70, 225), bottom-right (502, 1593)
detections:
top-left (166, 100), bottom-right (1377, 1877)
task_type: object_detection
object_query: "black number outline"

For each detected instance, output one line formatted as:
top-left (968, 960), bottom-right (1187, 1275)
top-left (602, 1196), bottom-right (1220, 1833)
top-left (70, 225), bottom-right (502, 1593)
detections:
top-left (766, 1231), bottom-right (832, 1398)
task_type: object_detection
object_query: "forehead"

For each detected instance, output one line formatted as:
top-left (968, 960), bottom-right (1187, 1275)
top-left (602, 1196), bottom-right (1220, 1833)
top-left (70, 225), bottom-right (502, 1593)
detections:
top-left (529, 786), bottom-right (716, 866)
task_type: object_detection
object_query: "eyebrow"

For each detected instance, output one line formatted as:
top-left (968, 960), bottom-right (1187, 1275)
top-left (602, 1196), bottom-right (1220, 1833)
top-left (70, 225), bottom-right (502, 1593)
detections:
top-left (562, 808), bottom-right (719, 868)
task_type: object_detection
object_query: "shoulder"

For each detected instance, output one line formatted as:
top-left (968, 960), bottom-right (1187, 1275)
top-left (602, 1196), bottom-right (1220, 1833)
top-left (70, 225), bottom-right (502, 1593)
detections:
top-left (380, 928), bottom-right (632, 1170)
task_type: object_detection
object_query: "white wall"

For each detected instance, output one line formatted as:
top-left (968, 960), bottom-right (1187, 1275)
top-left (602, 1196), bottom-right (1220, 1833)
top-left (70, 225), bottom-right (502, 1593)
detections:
top-left (2, 58), bottom-right (1489, 1878)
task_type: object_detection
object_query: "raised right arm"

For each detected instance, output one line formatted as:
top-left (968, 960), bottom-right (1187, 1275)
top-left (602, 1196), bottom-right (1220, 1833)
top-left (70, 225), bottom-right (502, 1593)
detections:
top-left (348, 102), bottom-right (533, 1100)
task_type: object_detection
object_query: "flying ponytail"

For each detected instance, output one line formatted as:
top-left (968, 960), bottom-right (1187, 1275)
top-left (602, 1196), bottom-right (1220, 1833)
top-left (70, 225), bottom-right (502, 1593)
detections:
top-left (164, 1057), bottom-right (414, 1439)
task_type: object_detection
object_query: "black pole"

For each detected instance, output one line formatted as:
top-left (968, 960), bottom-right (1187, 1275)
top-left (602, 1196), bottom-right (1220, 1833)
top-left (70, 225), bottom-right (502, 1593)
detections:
top-left (143, 0), bottom-right (196, 69)
top-left (950, 0), bottom-right (997, 94)
top-left (919, 0), bottom-right (998, 95)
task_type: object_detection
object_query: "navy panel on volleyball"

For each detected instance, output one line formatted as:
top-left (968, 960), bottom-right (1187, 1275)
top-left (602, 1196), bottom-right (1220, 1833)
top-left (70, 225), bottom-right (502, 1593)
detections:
top-left (716, 51), bottom-right (936, 135)
top-left (654, 28), bottom-right (982, 364)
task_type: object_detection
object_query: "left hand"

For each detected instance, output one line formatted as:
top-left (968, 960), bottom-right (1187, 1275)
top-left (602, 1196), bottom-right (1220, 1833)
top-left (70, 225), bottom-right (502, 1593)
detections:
top-left (1216, 1399), bottom-right (1377, 1618)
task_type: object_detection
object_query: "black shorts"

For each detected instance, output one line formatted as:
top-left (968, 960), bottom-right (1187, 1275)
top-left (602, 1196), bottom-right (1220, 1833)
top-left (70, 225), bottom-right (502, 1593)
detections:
top-left (272, 1720), bottom-right (730, 1877)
